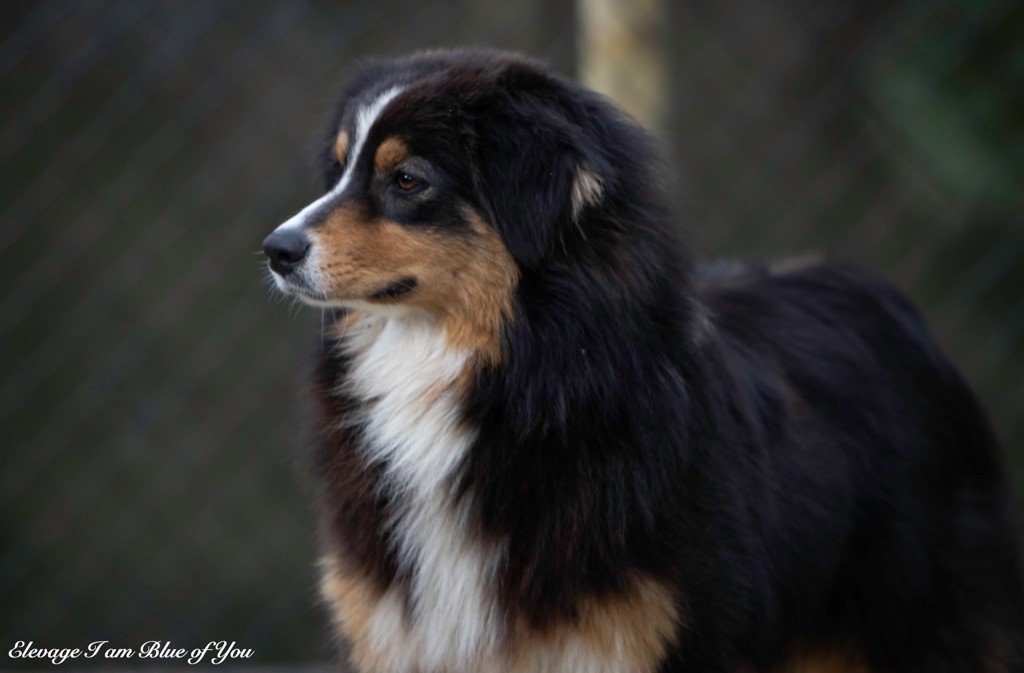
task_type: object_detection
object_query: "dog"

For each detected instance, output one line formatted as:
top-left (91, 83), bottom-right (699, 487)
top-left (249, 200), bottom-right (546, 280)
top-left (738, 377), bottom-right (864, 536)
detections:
top-left (262, 48), bottom-right (1024, 673)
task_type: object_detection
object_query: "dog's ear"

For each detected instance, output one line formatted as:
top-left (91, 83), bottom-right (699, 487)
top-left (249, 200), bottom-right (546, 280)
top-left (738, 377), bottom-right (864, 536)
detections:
top-left (469, 92), bottom-right (598, 266)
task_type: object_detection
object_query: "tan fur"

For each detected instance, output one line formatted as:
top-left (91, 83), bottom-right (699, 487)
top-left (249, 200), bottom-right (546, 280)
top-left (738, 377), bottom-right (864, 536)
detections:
top-left (321, 550), bottom-right (680, 673)
top-left (508, 577), bottom-right (680, 673)
top-left (335, 130), bottom-right (349, 165)
top-left (374, 136), bottom-right (409, 173)
top-left (330, 308), bottom-right (368, 335)
top-left (312, 205), bottom-right (518, 364)
top-left (319, 555), bottom-right (390, 673)
top-left (982, 638), bottom-right (1012, 673)
top-left (764, 649), bottom-right (871, 673)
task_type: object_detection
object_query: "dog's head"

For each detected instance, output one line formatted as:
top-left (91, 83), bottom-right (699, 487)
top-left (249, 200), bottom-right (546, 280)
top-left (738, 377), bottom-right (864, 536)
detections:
top-left (263, 49), bottom-right (655, 358)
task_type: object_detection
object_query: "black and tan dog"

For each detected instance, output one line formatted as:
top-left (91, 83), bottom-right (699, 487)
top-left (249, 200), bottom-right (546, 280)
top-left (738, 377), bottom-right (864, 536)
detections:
top-left (262, 48), bottom-right (1024, 673)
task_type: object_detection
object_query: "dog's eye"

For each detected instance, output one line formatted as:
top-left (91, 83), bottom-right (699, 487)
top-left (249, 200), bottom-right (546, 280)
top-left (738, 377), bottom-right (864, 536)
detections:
top-left (394, 172), bottom-right (420, 191)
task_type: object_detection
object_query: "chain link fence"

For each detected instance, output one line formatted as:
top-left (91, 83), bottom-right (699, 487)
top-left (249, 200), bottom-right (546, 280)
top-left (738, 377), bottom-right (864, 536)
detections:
top-left (1, 0), bottom-right (1021, 666)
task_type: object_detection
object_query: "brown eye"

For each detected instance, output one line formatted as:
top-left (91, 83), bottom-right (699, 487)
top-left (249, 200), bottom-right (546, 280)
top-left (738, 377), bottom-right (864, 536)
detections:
top-left (395, 172), bottom-right (419, 191)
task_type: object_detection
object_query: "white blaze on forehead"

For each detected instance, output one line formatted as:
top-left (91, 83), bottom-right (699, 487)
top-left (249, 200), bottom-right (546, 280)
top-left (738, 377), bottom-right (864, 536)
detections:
top-left (274, 85), bottom-right (405, 232)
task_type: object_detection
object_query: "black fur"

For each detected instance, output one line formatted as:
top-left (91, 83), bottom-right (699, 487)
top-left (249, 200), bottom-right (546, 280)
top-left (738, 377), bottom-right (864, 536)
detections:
top-left (306, 49), bottom-right (1024, 672)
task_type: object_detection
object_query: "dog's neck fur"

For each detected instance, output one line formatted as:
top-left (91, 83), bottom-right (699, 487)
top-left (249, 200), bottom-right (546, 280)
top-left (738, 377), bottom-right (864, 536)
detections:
top-left (320, 191), bottom-right (696, 669)
top-left (333, 311), bottom-right (505, 670)
top-left (328, 294), bottom-right (690, 672)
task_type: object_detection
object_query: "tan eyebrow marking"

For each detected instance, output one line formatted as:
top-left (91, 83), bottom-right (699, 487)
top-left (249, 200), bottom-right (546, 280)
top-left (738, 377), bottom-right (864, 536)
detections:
top-left (374, 136), bottom-right (409, 173)
top-left (334, 130), bottom-right (349, 164)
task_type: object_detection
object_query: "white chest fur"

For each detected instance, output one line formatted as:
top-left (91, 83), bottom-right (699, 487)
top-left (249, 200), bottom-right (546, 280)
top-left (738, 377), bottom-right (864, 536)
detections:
top-left (323, 314), bottom-right (679, 673)
top-left (336, 313), bottom-right (505, 673)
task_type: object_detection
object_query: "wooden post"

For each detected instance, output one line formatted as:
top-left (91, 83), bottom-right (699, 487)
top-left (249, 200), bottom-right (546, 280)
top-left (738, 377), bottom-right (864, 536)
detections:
top-left (577, 0), bottom-right (669, 137)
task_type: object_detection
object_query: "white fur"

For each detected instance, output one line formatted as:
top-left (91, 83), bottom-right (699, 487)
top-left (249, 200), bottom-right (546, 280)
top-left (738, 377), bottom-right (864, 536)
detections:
top-left (274, 85), bottom-right (404, 233)
top-left (570, 166), bottom-right (604, 221)
top-left (269, 86), bottom-right (405, 302)
top-left (339, 313), bottom-right (506, 673)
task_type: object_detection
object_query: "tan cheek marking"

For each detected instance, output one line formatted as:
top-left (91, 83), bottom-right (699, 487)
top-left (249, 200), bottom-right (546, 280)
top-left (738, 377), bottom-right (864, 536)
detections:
top-left (318, 555), bottom-right (390, 673)
top-left (425, 211), bottom-right (518, 365)
top-left (335, 130), bottom-right (349, 165)
top-left (312, 205), bottom-right (413, 296)
top-left (313, 206), bottom-right (518, 365)
top-left (374, 136), bottom-right (408, 173)
top-left (510, 577), bottom-right (680, 672)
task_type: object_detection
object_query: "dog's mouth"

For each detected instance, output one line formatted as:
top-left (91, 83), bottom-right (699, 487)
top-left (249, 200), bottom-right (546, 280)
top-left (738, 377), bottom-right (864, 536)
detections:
top-left (366, 277), bottom-right (417, 301)
top-left (267, 268), bottom-right (328, 305)
top-left (269, 265), bottom-right (417, 308)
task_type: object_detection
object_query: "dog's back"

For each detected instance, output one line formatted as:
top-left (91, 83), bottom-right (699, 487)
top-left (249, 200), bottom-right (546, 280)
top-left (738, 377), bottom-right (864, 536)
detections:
top-left (696, 259), bottom-right (1024, 670)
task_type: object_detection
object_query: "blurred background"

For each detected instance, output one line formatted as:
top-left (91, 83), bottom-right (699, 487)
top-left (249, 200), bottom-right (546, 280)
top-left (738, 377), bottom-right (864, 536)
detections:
top-left (1, 0), bottom-right (1022, 667)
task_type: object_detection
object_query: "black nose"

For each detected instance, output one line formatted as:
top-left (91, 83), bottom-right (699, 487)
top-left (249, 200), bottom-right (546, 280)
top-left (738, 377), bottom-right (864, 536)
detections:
top-left (263, 229), bottom-right (310, 276)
